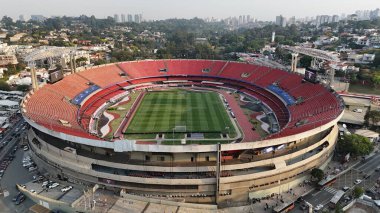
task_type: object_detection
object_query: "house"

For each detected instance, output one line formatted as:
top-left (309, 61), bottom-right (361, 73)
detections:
top-left (362, 54), bottom-right (376, 63)
top-left (9, 33), bottom-right (26, 42)
top-left (347, 53), bottom-right (375, 64)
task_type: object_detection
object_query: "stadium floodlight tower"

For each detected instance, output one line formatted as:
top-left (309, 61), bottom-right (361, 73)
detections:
top-left (282, 45), bottom-right (340, 86)
top-left (28, 61), bottom-right (38, 92)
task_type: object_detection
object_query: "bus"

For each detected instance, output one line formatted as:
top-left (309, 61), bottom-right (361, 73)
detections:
top-left (329, 190), bottom-right (345, 208)
top-left (317, 175), bottom-right (337, 189)
top-left (272, 202), bottom-right (295, 213)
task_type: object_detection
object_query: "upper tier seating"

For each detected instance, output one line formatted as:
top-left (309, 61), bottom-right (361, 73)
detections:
top-left (80, 65), bottom-right (126, 87)
top-left (49, 73), bottom-right (90, 99)
top-left (24, 86), bottom-right (82, 130)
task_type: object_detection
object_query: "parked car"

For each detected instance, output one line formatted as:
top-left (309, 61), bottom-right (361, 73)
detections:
top-left (48, 183), bottom-right (60, 189)
top-left (314, 204), bottom-right (323, 211)
top-left (61, 186), bottom-right (73, 192)
top-left (354, 179), bottom-right (362, 184)
top-left (15, 194), bottom-right (25, 205)
top-left (23, 146), bottom-right (29, 151)
top-left (42, 181), bottom-right (52, 187)
top-left (342, 186), bottom-right (350, 191)
top-left (28, 166), bottom-right (37, 172)
top-left (12, 192), bottom-right (22, 202)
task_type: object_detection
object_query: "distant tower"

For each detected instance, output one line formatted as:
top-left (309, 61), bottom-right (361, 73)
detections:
top-left (271, 32), bottom-right (276, 43)
top-left (114, 14), bottom-right (119, 23)
top-left (19, 15), bottom-right (25, 22)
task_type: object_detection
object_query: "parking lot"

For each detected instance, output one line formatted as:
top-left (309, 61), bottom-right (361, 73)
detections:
top-left (0, 131), bottom-right (36, 213)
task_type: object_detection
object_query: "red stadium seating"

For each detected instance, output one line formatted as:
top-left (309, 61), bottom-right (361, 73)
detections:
top-left (79, 65), bottom-right (126, 87)
top-left (24, 60), bottom-right (343, 141)
top-left (49, 73), bottom-right (90, 99)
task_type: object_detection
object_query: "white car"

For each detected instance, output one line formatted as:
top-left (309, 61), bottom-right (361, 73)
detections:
top-left (354, 179), bottom-right (362, 184)
top-left (42, 181), bottom-right (53, 187)
top-left (61, 186), bottom-right (73, 192)
top-left (48, 183), bottom-right (60, 189)
top-left (23, 146), bottom-right (29, 151)
top-left (28, 166), bottom-right (37, 172)
top-left (314, 204), bottom-right (323, 211)
top-left (22, 156), bottom-right (31, 161)
top-left (23, 162), bottom-right (33, 168)
top-left (30, 189), bottom-right (36, 193)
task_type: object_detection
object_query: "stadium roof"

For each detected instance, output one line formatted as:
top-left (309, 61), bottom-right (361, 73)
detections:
top-left (24, 46), bottom-right (77, 62)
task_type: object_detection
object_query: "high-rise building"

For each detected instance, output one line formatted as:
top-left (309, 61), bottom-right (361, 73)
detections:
top-left (127, 14), bottom-right (133, 22)
top-left (19, 15), bottom-right (25, 22)
top-left (247, 15), bottom-right (251, 23)
top-left (275, 15), bottom-right (287, 27)
top-left (31, 15), bottom-right (46, 22)
top-left (121, 14), bottom-right (126, 23)
top-left (134, 14), bottom-right (140, 23)
top-left (139, 14), bottom-right (143, 23)
top-left (332, 15), bottom-right (340, 23)
top-left (288, 16), bottom-right (296, 25)
top-left (370, 8), bottom-right (380, 19)
top-left (114, 14), bottom-right (119, 23)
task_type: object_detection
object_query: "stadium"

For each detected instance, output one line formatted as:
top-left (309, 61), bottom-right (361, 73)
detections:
top-left (21, 59), bottom-right (344, 206)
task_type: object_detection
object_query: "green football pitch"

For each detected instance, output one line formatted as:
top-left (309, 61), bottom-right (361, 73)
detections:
top-left (124, 90), bottom-right (236, 135)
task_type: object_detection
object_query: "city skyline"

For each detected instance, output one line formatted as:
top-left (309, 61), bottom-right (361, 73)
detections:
top-left (0, 0), bottom-right (378, 21)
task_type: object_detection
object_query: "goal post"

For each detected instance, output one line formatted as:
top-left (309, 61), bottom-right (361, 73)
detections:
top-left (173, 125), bottom-right (187, 132)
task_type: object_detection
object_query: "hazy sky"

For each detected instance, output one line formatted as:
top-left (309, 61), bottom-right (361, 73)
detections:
top-left (0, 0), bottom-right (379, 21)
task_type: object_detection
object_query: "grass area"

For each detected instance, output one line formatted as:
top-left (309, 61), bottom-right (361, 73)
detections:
top-left (164, 133), bottom-right (186, 139)
top-left (104, 91), bottom-right (141, 138)
top-left (125, 90), bottom-right (236, 136)
top-left (349, 84), bottom-right (380, 95)
top-left (124, 134), bottom-right (157, 140)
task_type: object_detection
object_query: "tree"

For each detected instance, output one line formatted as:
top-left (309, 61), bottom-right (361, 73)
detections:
top-left (1, 16), bottom-right (13, 28)
top-left (364, 110), bottom-right (380, 127)
top-left (300, 55), bottom-right (313, 68)
top-left (0, 80), bottom-right (11, 91)
top-left (16, 84), bottom-right (30, 92)
top-left (353, 186), bottom-right (364, 198)
top-left (337, 134), bottom-right (374, 157)
top-left (311, 168), bottom-right (324, 181)
top-left (335, 203), bottom-right (344, 213)
top-left (372, 72), bottom-right (380, 89)
top-left (75, 57), bottom-right (88, 66)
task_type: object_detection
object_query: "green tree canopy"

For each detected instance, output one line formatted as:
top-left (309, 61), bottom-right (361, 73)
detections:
top-left (16, 84), bottom-right (30, 92)
top-left (372, 72), bottom-right (380, 89)
top-left (337, 134), bottom-right (374, 157)
top-left (353, 186), bottom-right (364, 198)
top-left (364, 110), bottom-right (380, 127)
top-left (0, 80), bottom-right (11, 91)
top-left (311, 168), bottom-right (324, 181)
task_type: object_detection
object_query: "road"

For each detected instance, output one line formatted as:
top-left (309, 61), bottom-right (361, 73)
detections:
top-left (0, 119), bottom-right (25, 160)
top-left (0, 117), bottom-right (36, 213)
top-left (291, 151), bottom-right (380, 212)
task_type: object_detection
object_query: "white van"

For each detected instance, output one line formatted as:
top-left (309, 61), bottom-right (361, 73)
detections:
top-left (353, 108), bottom-right (363, 113)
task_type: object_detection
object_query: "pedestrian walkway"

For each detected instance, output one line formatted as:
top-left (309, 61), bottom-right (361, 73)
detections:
top-left (323, 186), bottom-right (338, 194)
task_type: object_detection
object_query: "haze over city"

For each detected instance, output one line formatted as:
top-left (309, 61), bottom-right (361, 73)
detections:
top-left (0, 0), bottom-right (379, 21)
